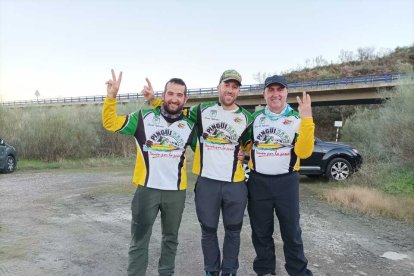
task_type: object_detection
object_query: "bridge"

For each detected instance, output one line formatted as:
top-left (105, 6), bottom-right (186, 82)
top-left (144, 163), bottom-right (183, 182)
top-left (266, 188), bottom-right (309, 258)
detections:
top-left (2, 73), bottom-right (413, 109)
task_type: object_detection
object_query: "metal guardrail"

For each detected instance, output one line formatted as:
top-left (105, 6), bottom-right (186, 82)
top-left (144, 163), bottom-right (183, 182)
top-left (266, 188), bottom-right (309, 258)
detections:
top-left (1, 73), bottom-right (412, 107)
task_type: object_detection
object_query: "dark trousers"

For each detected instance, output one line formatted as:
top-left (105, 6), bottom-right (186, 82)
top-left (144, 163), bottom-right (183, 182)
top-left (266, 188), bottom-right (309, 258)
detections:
top-left (128, 186), bottom-right (186, 276)
top-left (247, 171), bottom-right (312, 276)
top-left (195, 176), bottom-right (248, 275)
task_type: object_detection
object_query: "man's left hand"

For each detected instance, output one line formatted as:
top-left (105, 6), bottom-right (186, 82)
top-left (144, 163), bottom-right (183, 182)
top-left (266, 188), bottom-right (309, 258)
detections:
top-left (296, 91), bottom-right (312, 118)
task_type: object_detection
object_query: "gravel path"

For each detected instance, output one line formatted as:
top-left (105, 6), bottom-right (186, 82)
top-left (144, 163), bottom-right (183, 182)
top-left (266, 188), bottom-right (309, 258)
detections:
top-left (0, 169), bottom-right (413, 276)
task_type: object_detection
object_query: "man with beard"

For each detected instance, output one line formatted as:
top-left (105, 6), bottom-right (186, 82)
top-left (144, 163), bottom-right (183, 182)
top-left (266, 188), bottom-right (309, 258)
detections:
top-left (102, 69), bottom-right (196, 276)
top-left (242, 75), bottom-right (314, 276)
top-left (145, 69), bottom-right (251, 276)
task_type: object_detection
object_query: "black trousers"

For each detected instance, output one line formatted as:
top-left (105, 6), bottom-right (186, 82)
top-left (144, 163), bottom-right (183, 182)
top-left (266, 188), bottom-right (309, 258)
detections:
top-left (195, 176), bottom-right (248, 275)
top-left (247, 171), bottom-right (312, 276)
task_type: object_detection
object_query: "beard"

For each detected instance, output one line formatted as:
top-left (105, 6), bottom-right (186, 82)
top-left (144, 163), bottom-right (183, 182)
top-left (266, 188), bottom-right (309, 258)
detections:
top-left (219, 94), bottom-right (236, 107)
top-left (163, 102), bottom-right (183, 115)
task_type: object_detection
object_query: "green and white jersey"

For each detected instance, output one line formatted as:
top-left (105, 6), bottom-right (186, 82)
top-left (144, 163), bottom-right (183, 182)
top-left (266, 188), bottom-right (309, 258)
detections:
top-left (244, 108), bottom-right (315, 175)
top-left (189, 102), bottom-right (252, 182)
top-left (102, 98), bottom-right (195, 190)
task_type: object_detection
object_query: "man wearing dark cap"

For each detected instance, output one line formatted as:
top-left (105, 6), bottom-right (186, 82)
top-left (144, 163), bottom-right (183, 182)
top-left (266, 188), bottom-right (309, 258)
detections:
top-left (144, 69), bottom-right (252, 276)
top-left (242, 75), bottom-right (314, 276)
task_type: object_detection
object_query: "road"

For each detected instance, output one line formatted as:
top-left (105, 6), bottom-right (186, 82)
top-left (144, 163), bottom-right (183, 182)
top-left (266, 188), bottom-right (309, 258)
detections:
top-left (0, 168), bottom-right (413, 276)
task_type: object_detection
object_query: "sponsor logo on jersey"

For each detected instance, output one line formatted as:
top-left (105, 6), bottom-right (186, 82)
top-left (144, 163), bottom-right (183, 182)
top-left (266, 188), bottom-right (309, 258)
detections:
top-left (210, 110), bottom-right (217, 118)
top-left (144, 129), bottom-right (185, 152)
top-left (254, 128), bottom-right (291, 151)
top-left (259, 117), bottom-right (266, 125)
top-left (201, 122), bottom-right (239, 145)
top-left (234, 117), bottom-right (243, 124)
top-left (152, 115), bottom-right (161, 125)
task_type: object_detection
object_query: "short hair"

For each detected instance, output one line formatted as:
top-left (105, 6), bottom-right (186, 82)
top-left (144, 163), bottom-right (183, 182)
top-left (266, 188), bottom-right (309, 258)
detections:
top-left (164, 78), bottom-right (187, 96)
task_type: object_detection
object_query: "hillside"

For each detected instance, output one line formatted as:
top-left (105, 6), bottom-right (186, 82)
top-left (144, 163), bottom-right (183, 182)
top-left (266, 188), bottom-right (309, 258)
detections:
top-left (283, 45), bottom-right (413, 81)
top-left (279, 45), bottom-right (414, 141)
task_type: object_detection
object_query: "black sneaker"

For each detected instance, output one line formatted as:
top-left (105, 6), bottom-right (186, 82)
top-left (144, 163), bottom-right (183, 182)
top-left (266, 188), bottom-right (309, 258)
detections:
top-left (221, 273), bottom-right (236, 276)
top-left (205, 272), bottom-right (219, 276)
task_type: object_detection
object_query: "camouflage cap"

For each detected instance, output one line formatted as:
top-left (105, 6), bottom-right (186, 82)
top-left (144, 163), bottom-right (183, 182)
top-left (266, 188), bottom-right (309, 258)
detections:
top-left (219, 69), bottom-right (242, 86)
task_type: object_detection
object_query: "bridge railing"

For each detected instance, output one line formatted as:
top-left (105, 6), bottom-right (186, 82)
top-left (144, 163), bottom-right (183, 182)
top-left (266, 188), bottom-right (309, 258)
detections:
top-left (287, 73), bottom-right (409, 88)
top-left (2, 73), bottom-right (412, 107)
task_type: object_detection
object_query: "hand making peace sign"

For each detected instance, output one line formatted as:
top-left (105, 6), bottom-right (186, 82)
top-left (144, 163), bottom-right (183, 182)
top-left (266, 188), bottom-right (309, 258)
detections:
top-left (296, 91), bottom-right (312, 118)
top-left (106, 69), bottom-right (123, 99)
top-left (141, 78), bottom-right (155, 101)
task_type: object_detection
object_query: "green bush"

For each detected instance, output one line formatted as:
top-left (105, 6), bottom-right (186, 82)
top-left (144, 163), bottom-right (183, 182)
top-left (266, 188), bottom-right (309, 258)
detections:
top-left (0, 101), bottom-right (146, 161)
top-left (342, 83), bottom-right (414, 194)
top-left (343, 84), bottom-right (414, 164)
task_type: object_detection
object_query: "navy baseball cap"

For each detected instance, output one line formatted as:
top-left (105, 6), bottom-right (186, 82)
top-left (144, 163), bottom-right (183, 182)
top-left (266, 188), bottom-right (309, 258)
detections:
top-left (264, 75), bottom-right (288, 88)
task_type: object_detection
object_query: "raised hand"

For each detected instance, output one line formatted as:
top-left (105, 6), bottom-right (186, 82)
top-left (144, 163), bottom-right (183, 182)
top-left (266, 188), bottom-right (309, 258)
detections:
top-left (142, 78), bottom-right (154, 101)
top-left (106, 69), bottom-right (123, 99)
top-left (296, 91), bottom-right (312, 118)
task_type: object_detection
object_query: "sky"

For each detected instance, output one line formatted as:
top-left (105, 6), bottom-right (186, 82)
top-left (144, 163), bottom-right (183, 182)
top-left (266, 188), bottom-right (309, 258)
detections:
top-left (0, 0), bottom-right (413, 102)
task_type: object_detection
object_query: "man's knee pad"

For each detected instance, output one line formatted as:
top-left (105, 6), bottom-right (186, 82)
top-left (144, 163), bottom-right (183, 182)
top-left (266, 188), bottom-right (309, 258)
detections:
top-left (224, 222), bottom-right (242, 231)
top-left (201, 223), bottom-right (217, 234)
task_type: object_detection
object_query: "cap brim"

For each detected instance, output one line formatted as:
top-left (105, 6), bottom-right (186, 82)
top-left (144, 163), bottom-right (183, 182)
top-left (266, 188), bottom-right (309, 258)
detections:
top-left (265, 81), bottom-right (287, 88)
top-left (222, 78), bottom-right (241, 85)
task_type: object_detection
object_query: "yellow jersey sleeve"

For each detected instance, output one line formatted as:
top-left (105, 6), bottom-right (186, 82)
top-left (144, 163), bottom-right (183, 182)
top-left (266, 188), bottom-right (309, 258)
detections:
top-left (294, 117), bottom-right (315, 159)
top-left (102, 98), bottom-right (127, 132)
top-left (151, 98), bottom-right (163, 108)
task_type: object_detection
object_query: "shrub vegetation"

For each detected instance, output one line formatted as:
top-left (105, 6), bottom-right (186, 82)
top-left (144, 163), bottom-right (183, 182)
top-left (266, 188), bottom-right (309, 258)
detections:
top-left (342, 84), bottom-right (414, 195)
top-left (0, 101), bottom-right (146, 161)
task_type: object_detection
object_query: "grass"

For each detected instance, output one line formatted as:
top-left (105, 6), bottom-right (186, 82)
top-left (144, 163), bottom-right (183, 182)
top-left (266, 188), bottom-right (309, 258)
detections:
top-left (301, 174), bottom-right (414, 223)
top-left (334, 163), bottom-right (414, 196)
top-left (0, 102), bottom-right (144, 161)
top-left (383, 168), bottom-right (414, 195)
top-left (302, 180), bottom-right (414, 223)
top-left (324, 185), bottom-right (414, 223)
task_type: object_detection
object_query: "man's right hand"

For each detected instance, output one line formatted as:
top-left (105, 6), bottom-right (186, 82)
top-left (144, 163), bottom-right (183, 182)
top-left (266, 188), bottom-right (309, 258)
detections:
top-left (142, 78), bottom-right (155, 101)
top-left (106, 69), bottom-right (123, 99)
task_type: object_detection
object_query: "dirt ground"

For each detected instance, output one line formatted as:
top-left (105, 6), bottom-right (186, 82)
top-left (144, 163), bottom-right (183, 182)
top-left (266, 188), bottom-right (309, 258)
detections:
top-left (0, 168), bottom-right (413, 276)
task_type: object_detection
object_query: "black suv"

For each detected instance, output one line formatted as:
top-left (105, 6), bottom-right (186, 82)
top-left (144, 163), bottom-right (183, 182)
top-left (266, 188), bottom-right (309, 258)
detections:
top-left (243, 138), bottom-right (362, 181)
top-left (299, 138), bottom-right (362, 180)
top-left (0, 138), bottom-right (17, 173)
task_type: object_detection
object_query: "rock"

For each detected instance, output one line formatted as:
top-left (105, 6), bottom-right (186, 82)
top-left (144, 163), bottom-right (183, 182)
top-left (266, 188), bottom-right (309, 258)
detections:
top-left (380, 251), bottom-right (409, 260)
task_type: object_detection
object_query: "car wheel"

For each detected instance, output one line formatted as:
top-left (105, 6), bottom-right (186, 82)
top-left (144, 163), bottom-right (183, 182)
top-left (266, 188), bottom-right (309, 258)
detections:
top-left (242, 163), bottom-right (250, 181)
top-left (326, 158), bottom-right (352, 181)
top-left (5, 155), bottom-right (16, 173)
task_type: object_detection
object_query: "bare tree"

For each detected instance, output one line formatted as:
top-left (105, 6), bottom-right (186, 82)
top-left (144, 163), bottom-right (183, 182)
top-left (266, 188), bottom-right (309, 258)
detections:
top-left (304, 58), bottom-right (312, 68)
top-left (338, 50), bottom-right (355, 63)
top-left (252, 72), bottom-right (273, 84)
top-left (356, 47), bottom-right (376, 61)
top-left (35, 90), bottom-right (40, 102)
top-left (313, 55), bottom-right (328, 67)
top-left (377, 48), bottom-right (392, 58)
